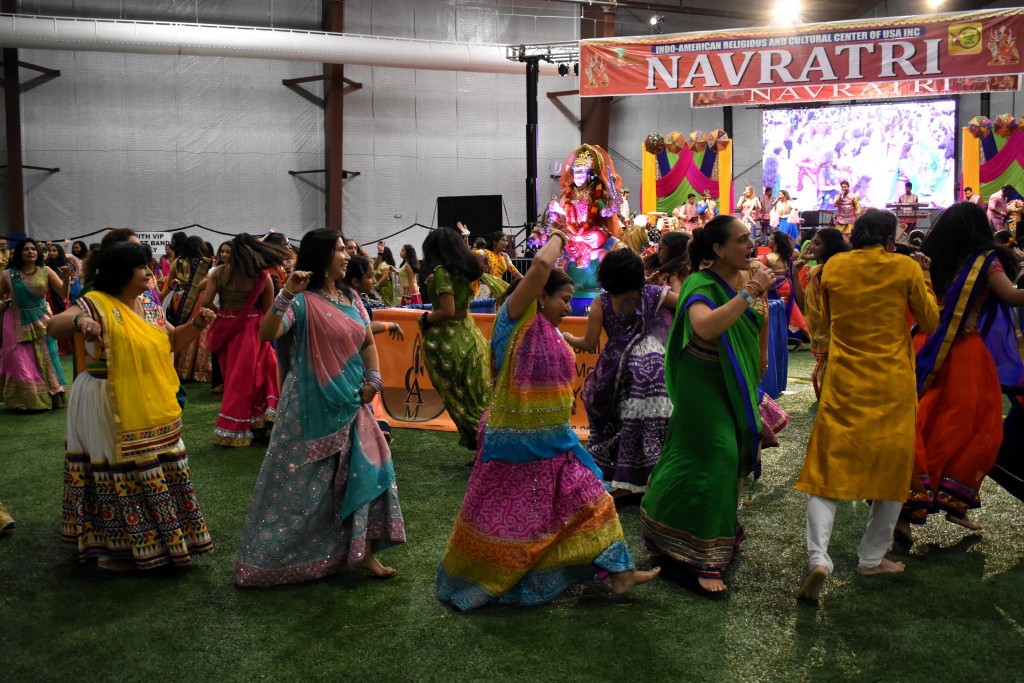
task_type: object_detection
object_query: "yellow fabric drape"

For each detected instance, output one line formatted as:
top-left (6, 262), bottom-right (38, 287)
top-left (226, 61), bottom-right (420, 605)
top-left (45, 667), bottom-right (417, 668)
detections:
top-left (642, 143), bottom-right (658, 215)
top-left (84, 291), bottom-right (182, 463)
top-left (962, 127), bottom-right (981, 200)
top-left (717, 140), bottom-right (733, 214)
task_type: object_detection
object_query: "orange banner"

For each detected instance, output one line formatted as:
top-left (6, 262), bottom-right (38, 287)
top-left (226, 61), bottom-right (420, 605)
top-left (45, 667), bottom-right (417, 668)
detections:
top-left (580, 8), bottom-right (1024, 100)
top-left (691, 74), bottom-right (1020, 107)
top-left (371, 308), bottom-right (603, 438)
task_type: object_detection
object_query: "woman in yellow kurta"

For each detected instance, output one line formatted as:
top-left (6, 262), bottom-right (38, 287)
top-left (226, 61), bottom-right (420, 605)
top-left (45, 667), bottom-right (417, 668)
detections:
top-left (792, 227), bottom-right (849, 400)
top-left (794, 209), bottom-right (938, 602)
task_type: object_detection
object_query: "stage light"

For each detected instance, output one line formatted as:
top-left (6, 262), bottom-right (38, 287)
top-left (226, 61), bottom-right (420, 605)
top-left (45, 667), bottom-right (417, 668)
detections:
top-left (929, 0), bottom-right (943, 8)
top-left (557, 63), bottom-right (569, 76)
top-left (649, 14), bottom-right (664, 33)
top-left (649, 14), bottom-right (660, 26)
top-left (771, 0), bottom-right (800, 25)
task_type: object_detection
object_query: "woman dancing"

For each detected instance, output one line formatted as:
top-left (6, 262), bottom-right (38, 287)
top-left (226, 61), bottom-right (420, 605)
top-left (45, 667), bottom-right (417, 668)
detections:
top-left (0, 238), bottom-right (70, 410)
top-left (235, 228), bottom-right (404, 587)
top-left (566, 248), bottom-right (676, 495)
top-left (792, 227), bottom-right (849, 399)
top-left (420, 227), bottom-right (491, 451)
top-left (48, 242), bottom-right (214, 570)
top-left (641, 216), bottom-right (774, 593)
top-left (437, 229), bottom-right (659, 610)
top-left (896, 202), bottom-right (1024, 537)
top-left (483, 231), bottom-right (523, 282)
top-left (373, 243), bottom-right (398, 307)
top-left (398, 245), bottom-right (421, 305)
top-left (202, 234), bottom-right (289, 447)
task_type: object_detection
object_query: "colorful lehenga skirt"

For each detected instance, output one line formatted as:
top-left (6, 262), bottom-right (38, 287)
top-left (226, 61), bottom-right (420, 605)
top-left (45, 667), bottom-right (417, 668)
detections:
top-left (640, 345), bottom-right (747, 578)
top-left (904, 332), bottom-right (1003, 522)
top-left (211, 311), bottom-right (278, 446)
top-left (234, 375), bottom-right (406, 587)
top-left (61, 373), bottom-right (212, 568)
top-left (422, 317), bottom-right (491, 450)
top-left (584, 333), bottom-right (671, 493)
top-left (0, 307), bottom-right (67, 410)
top-left (173, 296), bottom-right (212, 382)
top-left (437, 419), bottom-right (634, 610)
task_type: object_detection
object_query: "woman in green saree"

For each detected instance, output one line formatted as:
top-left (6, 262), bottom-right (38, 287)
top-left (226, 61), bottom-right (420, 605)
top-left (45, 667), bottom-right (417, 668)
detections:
top-left (640, 216), bottom-right (774, 593)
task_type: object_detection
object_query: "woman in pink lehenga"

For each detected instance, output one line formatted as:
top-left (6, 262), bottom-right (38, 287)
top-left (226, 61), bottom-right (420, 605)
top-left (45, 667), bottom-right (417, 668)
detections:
top-left (0, 238), bottom-right (70, 410)
top-left (203, 234), bottom-right (289, 446)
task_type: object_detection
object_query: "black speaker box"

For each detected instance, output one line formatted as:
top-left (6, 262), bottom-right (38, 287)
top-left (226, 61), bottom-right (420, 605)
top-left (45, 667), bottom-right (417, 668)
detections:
top-left (437, 195), bottom-right (503, 244)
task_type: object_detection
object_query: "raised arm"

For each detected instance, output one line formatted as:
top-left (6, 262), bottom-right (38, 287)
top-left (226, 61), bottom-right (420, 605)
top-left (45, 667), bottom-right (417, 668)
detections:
top-left (260, 270), bottom-right (310, 341)
top-left (507, 231), bottom-right (568, 320)
top-left (688, 267), bottom-right (774, 341)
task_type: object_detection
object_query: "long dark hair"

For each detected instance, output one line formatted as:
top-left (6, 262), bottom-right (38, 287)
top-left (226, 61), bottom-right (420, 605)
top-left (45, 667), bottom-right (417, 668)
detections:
top-left (400, 244), bottom-right (420, 273)
top-left (771, 230), bottom-right (793, 262)
top-left (345, 255), bottom-right (373, 290)
top-left (224, 233), bottom-right (291, 281)
top-left (687, 215), bottom-right (739, 273)
top-left (10, 238), bottom-right (45, 270)
top-left (657, 230), bottom-right (689, 279)
top-left (45, 243), bottom-right (68, 270)
top-left (178, 235), bottom-right (208, 260)
top-left (71, 240), bottom-right (88, 259)
top-left (294, 228), bottom-right (344, 293)
top-left (850, 209), bottom-right (897, 250)
top-left (422, 227), bottom-right (483, 282)
top-left (379, 247), bottom-right (396, 268)
top-left (813, 227), bottom-right (849, 264)
top-left (921, 201), bottom-right (1010, 295)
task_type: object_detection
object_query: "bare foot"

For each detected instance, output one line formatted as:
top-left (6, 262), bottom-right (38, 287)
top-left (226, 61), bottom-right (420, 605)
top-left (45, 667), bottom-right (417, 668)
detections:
top-left (355, 554), bottom-right (396, 578)
top-left (796, 565), bottom-right (829, 602)
top-left (893, 520), bottom-right (918, 543)
top-left (697, 576), bottom-right (728, 593)
top-left (946, 513), bottom-right (983, 530)
top-left (610, 567), bottom-right (661, 594)
top-left (856, 558), bottom-right (906, 576)
top-left (97, 557), bottom-right (135, 572)
top-left (211, 385), bottom-right (223, 394)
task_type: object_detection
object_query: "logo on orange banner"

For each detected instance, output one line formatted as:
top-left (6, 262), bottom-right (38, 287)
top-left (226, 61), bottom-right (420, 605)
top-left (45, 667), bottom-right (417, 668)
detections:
top-left (949, 22), bottom-right (983, 55)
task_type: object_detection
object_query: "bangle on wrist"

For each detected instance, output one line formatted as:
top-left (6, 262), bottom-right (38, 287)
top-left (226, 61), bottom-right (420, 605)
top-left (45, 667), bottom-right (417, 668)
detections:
top-left (191, 319), bottom-right (207, 330)
top-left (739, 289), bottom-right (754, 304)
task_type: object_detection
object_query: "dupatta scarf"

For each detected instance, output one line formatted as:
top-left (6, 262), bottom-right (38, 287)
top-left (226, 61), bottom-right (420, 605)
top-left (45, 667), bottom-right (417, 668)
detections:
top-left (168, 256), bottom-right (212, 326)
top-left (8, 268), bottom-right (50, 343)
top-left (280, 291), bottom-right (395, 520)
top-left (670, 270), bottom-right (765, 476)
top-left (481, 300), bottom-right (603, 482)
top-left (80, 291), bottom-right (182, 463)
top-left (917, 250), bottom-right (1024, 395)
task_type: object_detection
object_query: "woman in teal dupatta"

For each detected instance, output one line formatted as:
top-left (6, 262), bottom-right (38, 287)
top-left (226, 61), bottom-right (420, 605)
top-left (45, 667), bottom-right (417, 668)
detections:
top-left (641, 216), bottom-right (774, 593)
top-left (0, 238), bottom-right (70, 410)
top-left (235, 229), bottom-right (405, 587)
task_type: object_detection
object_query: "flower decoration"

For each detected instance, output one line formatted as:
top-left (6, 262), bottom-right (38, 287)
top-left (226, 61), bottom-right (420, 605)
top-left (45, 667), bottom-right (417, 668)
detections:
top-left (1007, 198), bottom-right (1023, 214)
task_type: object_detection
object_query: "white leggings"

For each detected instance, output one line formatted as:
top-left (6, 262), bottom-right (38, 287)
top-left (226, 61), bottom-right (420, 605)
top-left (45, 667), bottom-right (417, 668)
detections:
top-left (806, 496), bottom-right (902, 573)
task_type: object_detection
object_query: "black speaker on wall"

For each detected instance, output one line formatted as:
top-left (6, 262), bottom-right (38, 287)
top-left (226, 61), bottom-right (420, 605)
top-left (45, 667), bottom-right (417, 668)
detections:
top-left (437, 195), bottom-right (503, 245)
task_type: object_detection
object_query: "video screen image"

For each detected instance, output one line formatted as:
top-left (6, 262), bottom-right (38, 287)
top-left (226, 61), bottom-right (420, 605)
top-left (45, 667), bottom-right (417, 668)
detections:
top-left (762, 100), bottom-right (956, 211)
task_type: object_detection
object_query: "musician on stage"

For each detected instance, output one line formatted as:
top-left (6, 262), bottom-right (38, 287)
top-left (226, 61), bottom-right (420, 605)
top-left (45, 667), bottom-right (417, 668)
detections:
top-left (760, 186), bottom-right (775, 244)
top-left (833, 180), bottom-right (860, 239)
top-left (964, 186), bottom-right (984, 207)
top-left (672, 194), bottom-right (701, 229)
top-left (895, 181), bottom-right (919, 238)
top-left (987, 183), bottom-right (1014, 232)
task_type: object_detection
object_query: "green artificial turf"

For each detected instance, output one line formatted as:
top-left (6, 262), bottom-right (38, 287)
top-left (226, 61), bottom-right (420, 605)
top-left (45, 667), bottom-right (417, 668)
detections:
top-left (2, 353), bottom-right (1023, 681)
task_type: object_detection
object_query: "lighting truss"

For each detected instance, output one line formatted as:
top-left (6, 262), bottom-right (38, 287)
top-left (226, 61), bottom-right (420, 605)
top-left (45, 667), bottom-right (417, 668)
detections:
top-left (505, 42), bottom-right (580, 65)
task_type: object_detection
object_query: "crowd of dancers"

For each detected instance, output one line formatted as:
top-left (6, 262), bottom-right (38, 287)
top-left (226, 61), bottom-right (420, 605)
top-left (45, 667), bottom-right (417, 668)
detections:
top-left (1, 197), bottom-right (1022, 607)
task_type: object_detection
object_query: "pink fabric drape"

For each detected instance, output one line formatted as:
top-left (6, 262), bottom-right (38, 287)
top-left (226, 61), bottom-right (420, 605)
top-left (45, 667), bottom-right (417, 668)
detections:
top-left (980, 132), bottom-right (1024, 182)
top-left (654, 146), bottom-right (719, 197)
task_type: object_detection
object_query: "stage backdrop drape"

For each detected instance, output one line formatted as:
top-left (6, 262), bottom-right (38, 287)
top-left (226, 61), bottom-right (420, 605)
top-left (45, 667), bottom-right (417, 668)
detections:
top-left (370, 308), bottom-right (604, 438)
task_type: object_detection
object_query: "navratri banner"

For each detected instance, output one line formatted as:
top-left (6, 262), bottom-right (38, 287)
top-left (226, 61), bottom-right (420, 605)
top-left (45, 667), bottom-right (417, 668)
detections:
top-left (371, 308), bottom-right (603, 438)
top-left (580, 8), bottom-right (1024, 100)
top-left (691, 75), bottom-right (1019, 107)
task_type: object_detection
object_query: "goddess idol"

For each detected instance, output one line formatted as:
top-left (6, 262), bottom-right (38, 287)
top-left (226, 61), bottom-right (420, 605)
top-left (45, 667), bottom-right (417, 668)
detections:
top-left (547, 144), bottom-right (623, 314)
